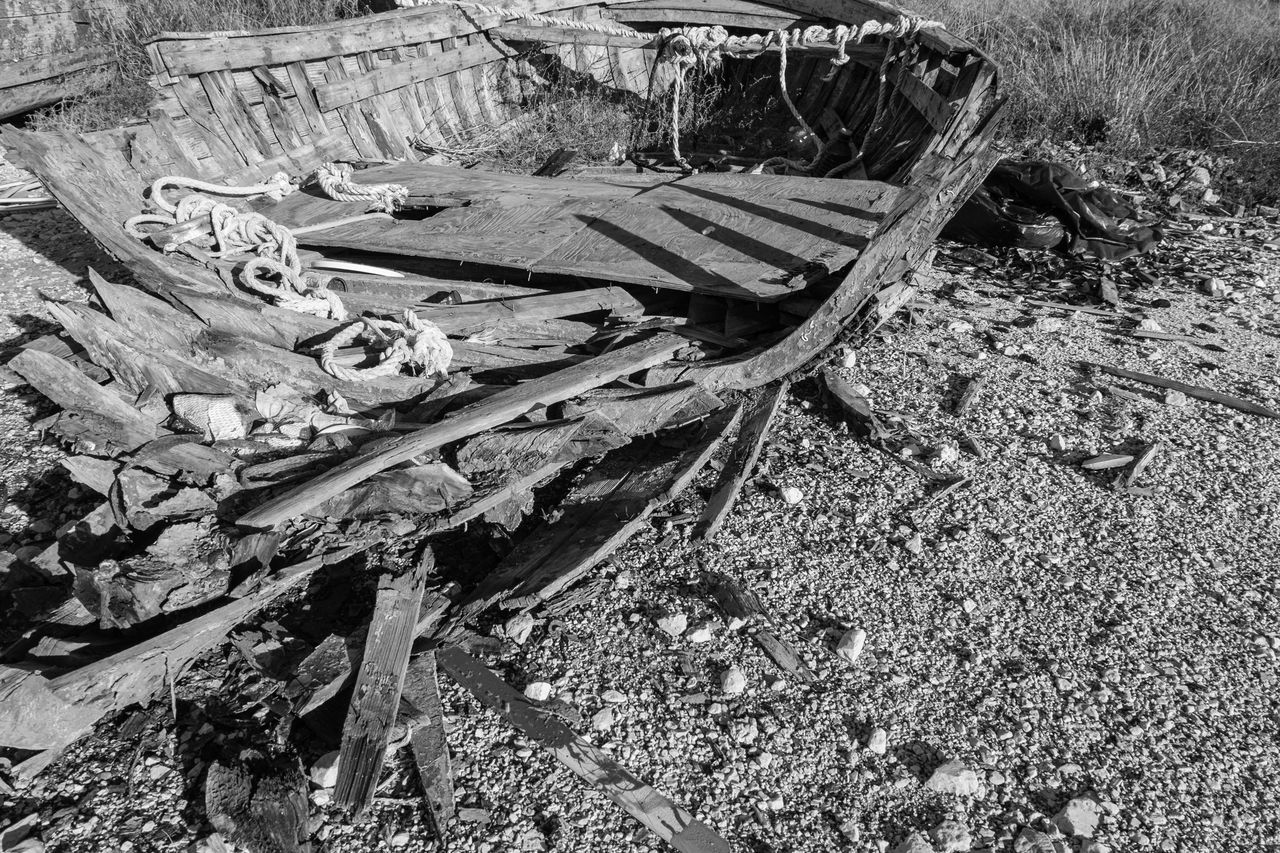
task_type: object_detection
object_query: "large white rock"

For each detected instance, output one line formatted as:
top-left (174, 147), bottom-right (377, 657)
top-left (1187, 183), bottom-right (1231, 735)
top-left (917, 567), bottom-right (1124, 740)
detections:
top-left (309, 750), bottom-right (341, 788)
top-left (720, 666), bottom-right (747, 696)
top-left (929, 819), bottom-right (973, 853)
top-left (867, 728), bottom-right (889, 755)
top-left (836, 628), bottom-right (867, 664)
top-left (523, 681), bottom-right (553, 702)
top-left (924, 759), bottom-right (981, 797)
top-left (656, 613), bottom-right (687, 638)
top-left (1054, 793), bottom-right (1102, 838)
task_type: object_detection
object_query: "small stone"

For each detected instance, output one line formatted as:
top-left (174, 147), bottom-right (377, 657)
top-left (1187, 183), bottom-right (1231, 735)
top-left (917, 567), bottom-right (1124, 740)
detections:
top-left (656, 613), bottom-right (687, 638)
top-left (835, 628), bottom-right (867, 664)
top-left (389, 832), bottom-right (411, 847)
top-left (310, 751), bottom-right (341, 788)
top-left (1054, 792), bottom-right (1103, 838)
top-left (601, 689), bottom-right (628, 705)
top-left (523, 681), bottom-right (554, 702)
top-left (841, 349), bottom-right (858, 369)
top-left (1033, 317), bottom-right (1065, 333)
top-left (1202, 278), bottom-right (1230, 298)
top-left (504, 612), bottom-right (536, 645)
top-left (591, 707), bottom-right (615, 731)
top-left (686, 623), bottom-right (715, 644)
top-left (148, 764), bottom-right (171, 781)
top-left (962, 598), bottom-right (977, 614)
top-left (892, 832), bottom-right (935, 853)
top-left (780, 486), bottom-right (804, 505)
top-left (924, 759), bottom-right (981, 796)
top-left (930, 819), bottom-right (973, 852)
top-left (1137, 318), bottom-right (1163, 332)
top-left (932, 442), bottom-right (960, 465)
top-left (867, 728), bottom-right (888, 755)
top-left (720, 666), bottom-right (747, 696)
top-left (1048, 434), bottom-right (1068, 452)
top-left (1164, 389), bottom-right (1187, 407)
top-left (767, 677), bottom-right (787, 691)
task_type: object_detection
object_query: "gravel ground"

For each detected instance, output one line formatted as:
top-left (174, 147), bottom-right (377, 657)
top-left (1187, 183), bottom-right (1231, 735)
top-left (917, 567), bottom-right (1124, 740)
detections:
top-left (1, 152), bottom-right (1278, 853)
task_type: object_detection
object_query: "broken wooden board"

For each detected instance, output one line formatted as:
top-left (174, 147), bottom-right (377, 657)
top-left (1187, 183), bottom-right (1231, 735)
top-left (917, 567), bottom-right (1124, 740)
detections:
top-left (333, 550), bottom-right (432, 815)
top-left (694, 381), bottom-right (787, 541)
top-left (238, 334), bottom-right (686, 528)
top-left (1086, 362), bottom-right (1280, 419)
top-left (206, 754), bottom-right (311, 853)
top-left (264, 165), bottom-right (899, 303)
top-left (707, 572), bottom-right (815, 683)
top-left (8, 348), bottom-right (163, 453)
top-left (447, 405), bottom-right (740, 627)
top-left (437, 646), bottom-right (732, 853)
top-left (400, 651), bottom-right (454, 835)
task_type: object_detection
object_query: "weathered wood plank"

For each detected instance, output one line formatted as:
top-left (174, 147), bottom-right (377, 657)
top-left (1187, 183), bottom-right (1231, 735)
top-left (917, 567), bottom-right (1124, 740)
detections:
top-left (437, 646), bottom-right (732, 853)
top-left (238, 334), bottom-right (685, 527)
top-left (400, 651), bottom-right (454, 832)
top-left (333, 550), bottom-right (432, 815)
top-left (694, 381), bottom-right (786, 540)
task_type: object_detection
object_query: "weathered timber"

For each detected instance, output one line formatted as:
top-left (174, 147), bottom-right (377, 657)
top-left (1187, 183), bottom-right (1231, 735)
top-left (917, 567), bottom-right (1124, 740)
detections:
top-left (238, 334), bottom-right (685, 528)
top-left (1086, 362), bottom-right (1280, 419)
top-left (448, 406), bottom-right (739, 627)
top-left (400, 651), bottom-right (455, 834)
top-left (437, 646), bottom-right (732, 853)
top-left (694, 381), bottom-right (787, 541)
top-left (954, 373), bottom-right (987, 416)
top-left (333, 550), bottom-right (432, 815)
top-left (0, 547), bottom-right (356, 752)
top-left (707, 572), bottom-right (815, 683)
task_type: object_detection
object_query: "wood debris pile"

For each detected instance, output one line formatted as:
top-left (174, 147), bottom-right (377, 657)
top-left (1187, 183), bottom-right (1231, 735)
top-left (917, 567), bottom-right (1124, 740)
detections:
top-left (0, 252), bottom-right (903, 850)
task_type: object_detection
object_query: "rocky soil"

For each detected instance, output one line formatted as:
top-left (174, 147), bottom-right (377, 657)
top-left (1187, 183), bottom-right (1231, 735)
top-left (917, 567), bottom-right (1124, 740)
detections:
top-left (1, 151), bottom-right (1278, 853)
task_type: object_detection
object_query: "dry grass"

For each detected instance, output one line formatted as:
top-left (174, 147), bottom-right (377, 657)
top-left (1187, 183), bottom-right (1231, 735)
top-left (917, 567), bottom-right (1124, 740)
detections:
top-left (29, 0), bottom-right (360, 133)
top-left (913, 0), bottom-right (1280, 200)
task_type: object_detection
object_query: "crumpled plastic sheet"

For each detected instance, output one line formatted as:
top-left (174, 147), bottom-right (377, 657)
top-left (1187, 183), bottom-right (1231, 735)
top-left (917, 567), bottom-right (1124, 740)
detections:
top-left (942, 159), bottom-right (1163, 262)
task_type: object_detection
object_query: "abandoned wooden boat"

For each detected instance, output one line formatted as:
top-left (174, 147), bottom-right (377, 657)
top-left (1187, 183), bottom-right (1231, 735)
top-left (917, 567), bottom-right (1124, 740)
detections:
top-left (0, 3), bottom-right (1002, 839)
top-left (0, 0), bottom-right (123, 120)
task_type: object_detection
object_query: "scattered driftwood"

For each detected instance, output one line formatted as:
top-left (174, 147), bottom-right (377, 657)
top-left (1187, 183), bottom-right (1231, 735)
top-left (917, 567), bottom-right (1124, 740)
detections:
top-left (1086, 362), bottom-right (1280, 418)
top-left (695, 382), bottom-right (788, 541)
top-left (707, 573), bottom-right (815, 683)
top-left (953, 373), bottom-right (987, 416)
top-left (333, 551), bottom-right (432, 815)
top-left (1117, 442), bottom-right (1163, 492)
top-left (437, 646), bottom-right (732, 853)
top-left (401, 651), bottom-right (455, 835)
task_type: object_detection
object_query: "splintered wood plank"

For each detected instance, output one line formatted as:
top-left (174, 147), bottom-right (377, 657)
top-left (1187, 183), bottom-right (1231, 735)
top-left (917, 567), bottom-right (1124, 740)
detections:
top-left (269, 166), bottom-right (899, 303)
top-left (401, 651), bottom-right (454, 832)
top-left (539, 174), bottom-right (896, 297)
top-left (333, 550), bottom-right (432, 815)
top-left (437, 646), bottom-right (732, 853)
top-left (1086, 362), bottom-right (1280, 419)
top-left (707, 572), bottom-right (814, 683)
top-left (8, 348), bottom-right (162, 452)
top-left (450, 405), bottom-right (740, 624)
top-left (694, 381), bottom-right (787, 541)
top-left (238, 334), bottom-right (685, 528)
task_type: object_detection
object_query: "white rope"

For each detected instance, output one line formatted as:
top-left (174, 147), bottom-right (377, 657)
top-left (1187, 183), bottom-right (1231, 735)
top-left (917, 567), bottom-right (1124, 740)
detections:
top-left (318, 310), bottom-right (453, 382)
top-left (123, 175), bottom-right (347, 322)
top-left (312, 162), bottom-right (410, 213)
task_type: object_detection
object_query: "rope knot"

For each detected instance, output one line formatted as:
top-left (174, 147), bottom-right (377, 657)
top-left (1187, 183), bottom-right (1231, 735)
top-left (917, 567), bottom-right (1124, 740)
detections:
top-left (318, 310), bottom-right (453, 383)
top-left (313, 162), bottom-right (410, 213)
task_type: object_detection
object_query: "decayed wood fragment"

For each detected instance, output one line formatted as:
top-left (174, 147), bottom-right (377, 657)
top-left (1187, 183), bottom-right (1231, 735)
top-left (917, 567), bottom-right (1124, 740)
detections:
top-left (954, 373), bottom-right (987, 416)
top-left (9, 348), bottom-right (162, 452)
top-left (400, 651), bottom-right (454, 834)
top-left (0, 547), bottom-right (355, 753)
top-left (447, 406), bottom-right (740, 627)
top-left (206, 754), bottom-right (312, 853)
top-left (1086, 362), bottom-right (1280, 419)
top-left (333, 550), bottom-right (432, 815)
top-left (707, 573), bottom-right (814, 683)
top-left (239, 334), bottom-right (685, 528)
top-left (695, 382), bottom-right (787, 541)
top-left (437, 646), bottom-right (732, 853)
top-left (1118, 442), bottom-right (1163, 491)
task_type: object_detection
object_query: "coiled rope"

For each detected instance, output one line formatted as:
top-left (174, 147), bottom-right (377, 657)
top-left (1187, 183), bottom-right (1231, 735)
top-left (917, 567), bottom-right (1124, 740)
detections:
top-left (313, 162), bottom-right (410, 212)
top-left (318, 310), bottom-right (453, 383)
top-left (124, 173), bottom-right (453, 380)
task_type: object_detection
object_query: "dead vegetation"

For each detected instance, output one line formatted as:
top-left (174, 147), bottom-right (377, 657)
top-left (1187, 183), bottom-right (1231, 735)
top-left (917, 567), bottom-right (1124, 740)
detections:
top-left (914, 0), bottom-right (1280, 201)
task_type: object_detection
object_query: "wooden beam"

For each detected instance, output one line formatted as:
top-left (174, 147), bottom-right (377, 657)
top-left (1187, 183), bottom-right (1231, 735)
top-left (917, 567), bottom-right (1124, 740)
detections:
top-left (315, 39), bottom-right (505, 111)
top-left (437, 646), bottom-right (732, 853)
top-left (694, 381), bottom-right (786, 541)
top-left (401, 651), bottom-right (454, 834)
top-left (333, 550), bottom-right (432, 815)
top-left (237, 334), bottom-right (685, 528)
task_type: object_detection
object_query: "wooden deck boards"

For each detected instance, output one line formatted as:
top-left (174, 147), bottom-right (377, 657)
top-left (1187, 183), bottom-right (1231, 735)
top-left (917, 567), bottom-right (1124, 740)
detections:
top-left (259, 165), bottom-right (901, 303)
